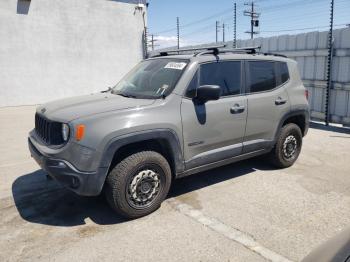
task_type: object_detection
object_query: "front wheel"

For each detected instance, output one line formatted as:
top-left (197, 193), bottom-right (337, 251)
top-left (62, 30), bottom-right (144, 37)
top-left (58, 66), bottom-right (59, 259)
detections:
top-left (105, 151), bottom-right (172, 219)
top-left (269, 123), bottom-right (303, 168)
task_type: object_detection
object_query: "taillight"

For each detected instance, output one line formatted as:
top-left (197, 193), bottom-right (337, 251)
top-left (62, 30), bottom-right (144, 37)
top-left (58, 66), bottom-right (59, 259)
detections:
top-left (305, 90), bottom-right (309, 100)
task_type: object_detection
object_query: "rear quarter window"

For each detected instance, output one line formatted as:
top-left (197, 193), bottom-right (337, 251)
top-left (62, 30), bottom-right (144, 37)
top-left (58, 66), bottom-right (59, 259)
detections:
top-left (277, 62), bottom-right (290, 84)
top-left (247, 60), bottom-right (290, 93)
top-left (248, 61), bottom-right (276, 93)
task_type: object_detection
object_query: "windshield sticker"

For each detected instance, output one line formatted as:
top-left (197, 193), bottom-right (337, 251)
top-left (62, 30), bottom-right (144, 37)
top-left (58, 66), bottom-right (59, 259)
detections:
top-left (164, 62), bottom-right (187, 70)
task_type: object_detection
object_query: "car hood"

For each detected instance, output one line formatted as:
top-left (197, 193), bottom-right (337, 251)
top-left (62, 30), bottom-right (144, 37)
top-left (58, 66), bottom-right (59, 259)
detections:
top-left (37, 93), bottom-right (156, 122)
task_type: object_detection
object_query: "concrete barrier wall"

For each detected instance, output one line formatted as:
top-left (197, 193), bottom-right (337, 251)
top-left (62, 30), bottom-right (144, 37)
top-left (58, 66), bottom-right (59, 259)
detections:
top-left (153, 28), bottom-right (350, 126)
top-left (0, 0), bottom-right (146, 107)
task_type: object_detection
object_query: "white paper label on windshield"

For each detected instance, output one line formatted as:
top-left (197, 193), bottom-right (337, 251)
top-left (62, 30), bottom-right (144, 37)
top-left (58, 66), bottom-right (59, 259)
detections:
top-left (164, 62), bottom-right (187, 70)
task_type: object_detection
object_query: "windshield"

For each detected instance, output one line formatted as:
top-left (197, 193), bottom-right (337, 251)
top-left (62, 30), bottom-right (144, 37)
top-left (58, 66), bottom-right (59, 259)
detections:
top-left (112, 59), bottom-right (188, 99)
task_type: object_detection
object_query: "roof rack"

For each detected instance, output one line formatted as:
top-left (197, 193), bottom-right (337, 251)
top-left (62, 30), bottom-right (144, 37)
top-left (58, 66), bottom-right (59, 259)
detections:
top-left (197, 46), bottom-right (262, 56)
top-left (151, 45), bottom-right (287, 58)
top-left (195, 47), bottom-right (288, 58)
top-left (151, 44), bottom-right (226, 57)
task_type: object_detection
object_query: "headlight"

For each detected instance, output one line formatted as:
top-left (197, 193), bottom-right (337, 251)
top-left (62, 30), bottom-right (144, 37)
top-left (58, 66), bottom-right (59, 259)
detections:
top-left (61, 123), bottom-right (70, 142)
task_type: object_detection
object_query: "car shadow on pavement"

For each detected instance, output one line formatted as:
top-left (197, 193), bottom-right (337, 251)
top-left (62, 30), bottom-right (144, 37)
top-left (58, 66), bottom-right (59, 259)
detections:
top-left (12, 157), bottom-right (273, 227)
top-left (12, 170), bottom-right (128, 226)
top-left (169, 157), bottom-right (273, 198)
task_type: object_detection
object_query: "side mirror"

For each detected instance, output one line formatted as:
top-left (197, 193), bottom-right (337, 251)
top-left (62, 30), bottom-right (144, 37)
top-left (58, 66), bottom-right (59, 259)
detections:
top-left (196, 85), bottom-right (221, 103)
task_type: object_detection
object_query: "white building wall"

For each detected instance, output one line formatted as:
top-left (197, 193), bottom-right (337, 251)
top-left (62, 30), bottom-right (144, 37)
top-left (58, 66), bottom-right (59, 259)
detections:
top-left (0, 0), bottom-right (146, 106)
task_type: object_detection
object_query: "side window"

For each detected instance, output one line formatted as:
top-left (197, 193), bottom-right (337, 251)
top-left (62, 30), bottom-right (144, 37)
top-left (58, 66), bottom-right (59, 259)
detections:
top-left (277, 62), bottom-right (290, 84)
top-left (185, 70), bottom-right (199, 98)
top-left (248, 61), bottom-right (277, 93)
top-left (200, 61), bottom-right (241, 97)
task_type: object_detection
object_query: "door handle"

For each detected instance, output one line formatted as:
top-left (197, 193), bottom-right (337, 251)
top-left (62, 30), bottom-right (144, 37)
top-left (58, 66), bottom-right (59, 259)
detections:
top-left (275, 97), bottom-right (287, 105)
top-left (230, 104), bottom-right (245, 114)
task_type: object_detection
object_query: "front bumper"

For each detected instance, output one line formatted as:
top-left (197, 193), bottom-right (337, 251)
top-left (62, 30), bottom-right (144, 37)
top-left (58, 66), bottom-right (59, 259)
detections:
top-left (28, 138), bottom-right (108, 196)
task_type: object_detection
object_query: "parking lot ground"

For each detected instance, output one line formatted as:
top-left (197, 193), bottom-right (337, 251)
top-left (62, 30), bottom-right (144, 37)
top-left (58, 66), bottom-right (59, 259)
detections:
top-left (1, 106), bottom-right (350, 262)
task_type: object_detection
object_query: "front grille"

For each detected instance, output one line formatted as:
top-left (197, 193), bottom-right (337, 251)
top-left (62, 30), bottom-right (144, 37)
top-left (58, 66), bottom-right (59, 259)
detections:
top-left (35, 113), bottom-right (64, 145)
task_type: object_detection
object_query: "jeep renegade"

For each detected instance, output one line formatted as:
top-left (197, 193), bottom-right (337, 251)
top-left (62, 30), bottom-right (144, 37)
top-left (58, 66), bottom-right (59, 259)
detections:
top-left (28, 47), bottom-right (309, 218)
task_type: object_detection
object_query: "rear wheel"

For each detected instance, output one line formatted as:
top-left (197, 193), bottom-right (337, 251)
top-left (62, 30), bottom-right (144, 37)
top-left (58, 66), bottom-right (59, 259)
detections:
top-left (105, 151), bottom-right (172, 219)
top-left (269, 123), bottom-right (303, 168)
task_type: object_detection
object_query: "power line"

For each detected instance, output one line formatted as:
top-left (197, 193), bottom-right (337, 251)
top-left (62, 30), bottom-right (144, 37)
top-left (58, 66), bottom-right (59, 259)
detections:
top-left (261, 10), bottom-right (349, 24)
top-left (153, 0), bottom-right (349, 47)
top-left (260, 23), bottom-right (347, 33)
top-left (154, 7), bottom-right (234, 34)
top-left (181, 8), bottom-right (234, 28)
top-left (278, 2), bottom-right (348, 13)
top-left (260, 0), bottom-right (328, 13)
top-left (181, 14), bottom-right (234, 38)
top-left (260, 0), bottom-right (348, 14)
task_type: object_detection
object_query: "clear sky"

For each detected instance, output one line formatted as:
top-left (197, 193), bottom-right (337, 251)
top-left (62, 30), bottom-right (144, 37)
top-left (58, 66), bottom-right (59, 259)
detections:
top-left (147, 0), bottom-right (350, 49)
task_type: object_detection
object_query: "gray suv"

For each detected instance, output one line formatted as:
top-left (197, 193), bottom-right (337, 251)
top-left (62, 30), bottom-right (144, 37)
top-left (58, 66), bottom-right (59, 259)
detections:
top-left (28, 47), bottom-right (309, 218)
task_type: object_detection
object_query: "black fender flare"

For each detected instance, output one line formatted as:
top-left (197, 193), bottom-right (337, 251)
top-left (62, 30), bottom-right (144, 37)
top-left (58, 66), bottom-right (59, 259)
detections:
top-left (273, 108), bottom-right (310, 142)
top-left (99, 129), bottom-right (185, 175)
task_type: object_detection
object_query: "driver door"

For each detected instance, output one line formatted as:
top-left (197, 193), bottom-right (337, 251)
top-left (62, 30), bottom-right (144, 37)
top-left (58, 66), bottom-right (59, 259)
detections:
top-left (181, 60), bottom-right (247, 170)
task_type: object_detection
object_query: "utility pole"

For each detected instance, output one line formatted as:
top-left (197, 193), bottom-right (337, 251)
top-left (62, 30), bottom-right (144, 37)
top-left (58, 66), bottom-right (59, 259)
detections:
top-left (216, 21), bottom-right (220, 43)
top-left (233, 2), bottom-right (237, 48)
top-left (176, 17), bottom-right (180, 50)
top-left (148, 34), bottom-right (159, 51)
top-left (222, 23), bottom-right (225, 43)
top-left (325, 0), bottom-right (334, 126)
top-left (244, 2), bottom-right (260, 39)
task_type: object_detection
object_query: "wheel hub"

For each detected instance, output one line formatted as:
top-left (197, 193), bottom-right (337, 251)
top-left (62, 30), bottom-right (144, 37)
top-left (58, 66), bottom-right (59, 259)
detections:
top-left (283, 135), bottom-right (297, 159)
top-left (128, 169), bottom-right (160, 207)
top-left (140, 180), bottom-right (152, 193)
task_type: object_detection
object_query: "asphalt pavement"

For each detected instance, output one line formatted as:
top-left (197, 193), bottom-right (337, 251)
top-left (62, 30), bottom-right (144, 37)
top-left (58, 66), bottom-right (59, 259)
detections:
top-left (1, 106), bottom-right (350, 262)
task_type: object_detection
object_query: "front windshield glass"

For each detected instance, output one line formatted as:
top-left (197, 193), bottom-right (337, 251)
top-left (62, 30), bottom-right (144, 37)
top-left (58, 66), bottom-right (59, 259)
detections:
top-left (112, 59), bottom-right (188, 99)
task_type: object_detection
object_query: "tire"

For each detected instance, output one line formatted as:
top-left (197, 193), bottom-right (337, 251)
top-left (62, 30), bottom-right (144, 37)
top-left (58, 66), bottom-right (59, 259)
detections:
top-left (269, 123), bottom-right (303, 168)
top-left (105, 151), bottom-right (172, 219)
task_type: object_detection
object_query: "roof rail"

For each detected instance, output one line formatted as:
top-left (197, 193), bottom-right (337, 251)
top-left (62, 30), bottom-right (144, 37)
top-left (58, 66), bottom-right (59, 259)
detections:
top-left (217, 48), bottom-right (288, 58)
top-left (151, 44), bottom-right (226, 57)
top-left (262, 52), bottom-right (287, 58)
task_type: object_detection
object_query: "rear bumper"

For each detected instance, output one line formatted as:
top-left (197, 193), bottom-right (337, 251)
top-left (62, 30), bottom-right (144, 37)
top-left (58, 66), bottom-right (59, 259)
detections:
top-left (28, 138), bottom-right (107, 196)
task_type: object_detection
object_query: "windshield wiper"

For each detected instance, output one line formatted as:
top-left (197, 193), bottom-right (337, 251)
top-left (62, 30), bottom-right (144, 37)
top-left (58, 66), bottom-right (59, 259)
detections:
top-left (115, 92), bottom-right (137, 98)
top-left (112, 91), bottom-right (158, 99)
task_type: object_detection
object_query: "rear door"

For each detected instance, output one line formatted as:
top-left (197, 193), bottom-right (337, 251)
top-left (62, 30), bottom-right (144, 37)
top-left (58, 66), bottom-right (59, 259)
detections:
top-left (181, 60), bottom-right (248, 170)
top-left (243, 60), bottom-right (291, 153)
